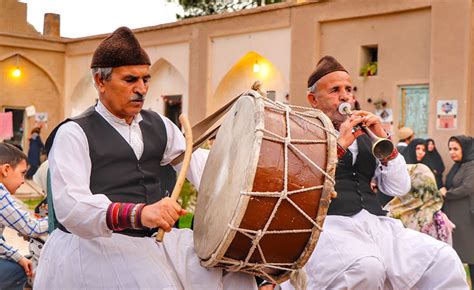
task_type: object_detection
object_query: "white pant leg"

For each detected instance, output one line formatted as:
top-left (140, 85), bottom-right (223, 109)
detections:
top-left (281, 214), bottom-right (386, 290)
top-left (163, 229), bottom-right (257, 290)
top-left (413, 246), bottom-right (468, 290)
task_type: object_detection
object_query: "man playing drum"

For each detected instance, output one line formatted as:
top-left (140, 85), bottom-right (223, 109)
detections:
top-left (282, 56), bottom-right (468, 289)
top-left (34, 26), bottom-right (256, 289)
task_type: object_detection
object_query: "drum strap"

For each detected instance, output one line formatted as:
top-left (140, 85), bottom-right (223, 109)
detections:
top-left (171, 93), bottom-right (242, 165)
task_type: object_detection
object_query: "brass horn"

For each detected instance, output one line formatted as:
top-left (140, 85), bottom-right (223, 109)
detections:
top-left (338, 102), bottom-right (394, 160)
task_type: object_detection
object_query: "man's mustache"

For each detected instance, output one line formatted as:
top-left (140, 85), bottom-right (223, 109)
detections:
top-left (130, 93), bottom-right (145, 101)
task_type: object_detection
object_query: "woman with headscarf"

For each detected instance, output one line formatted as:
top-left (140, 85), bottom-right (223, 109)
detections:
top-left (440, 135), bottom-right (474, 286)
top-left (424, 139), bottom-right (445, 189)
top-left (384, 163), bottom-right (453, 244)
top-left (386, 138), bottom-right (454, 243)
top-left (402, 138), bottom-right (427, 164)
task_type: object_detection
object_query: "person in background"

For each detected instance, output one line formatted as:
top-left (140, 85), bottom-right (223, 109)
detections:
top-left (0, 143), bottom-right (48, 290)
top-left (384, 163), bottom-right (454, 245)
top-left (440, 135), bottom-right (474, 287)
top-left (403, 138), bottom-right (427, 164)
top-left (425, 138), bottom-right (445, 189)
top-left (377, 138), bottom-right (426, 206)
top-left (25, 127), bottom-right (44, 179)
top-left (281, 55), bottom-right (467, 290)
top-left (397, 126), bottom-right (414, 155)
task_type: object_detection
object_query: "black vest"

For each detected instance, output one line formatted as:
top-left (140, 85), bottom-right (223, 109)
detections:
top-left (46, 107), bottom-right (177, 236)
top-left (328, 134), bottom-right (386, 216)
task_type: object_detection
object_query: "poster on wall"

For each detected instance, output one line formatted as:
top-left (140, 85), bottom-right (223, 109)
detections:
top-left (35, 112), bottom-right (48, 129)
top-left (436, 100), bottom-right (457, 130)
top-left (375, 108), bottom-right (393, 134)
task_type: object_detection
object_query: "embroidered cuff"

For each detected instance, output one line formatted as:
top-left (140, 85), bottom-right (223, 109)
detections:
top-left (106, 202), bottom-right (145, 231)
top-left (379, 147), bottom-right (399, 166)
top-left (337, 143), bottom-right (347, 159)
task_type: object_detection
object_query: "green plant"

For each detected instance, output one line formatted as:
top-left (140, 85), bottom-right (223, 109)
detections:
top-left (178, 180), bottom-right (197, 211)
top-left (360, 61), bottom-right (378, 77)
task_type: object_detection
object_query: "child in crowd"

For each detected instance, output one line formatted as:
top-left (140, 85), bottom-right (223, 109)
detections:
top-left (0, 143), bottom-right (48, 290)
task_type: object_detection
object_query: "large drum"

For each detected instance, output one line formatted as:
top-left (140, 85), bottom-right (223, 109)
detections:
top-left (194, 91), bottom-right (337, 283)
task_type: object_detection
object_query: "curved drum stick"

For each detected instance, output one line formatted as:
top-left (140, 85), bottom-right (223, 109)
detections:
top-left (155, 114), bottom-right (193, 242)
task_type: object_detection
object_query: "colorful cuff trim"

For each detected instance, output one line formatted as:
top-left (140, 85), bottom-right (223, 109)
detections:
top-left (337, 143), bottom-right (347, 159)
top-left (106, 202), bottom-right (146, 231)
top-left (380, 147), bottom-right (399, 166)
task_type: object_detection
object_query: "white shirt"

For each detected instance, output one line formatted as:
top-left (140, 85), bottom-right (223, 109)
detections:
top-left (347, 139), bottom-right (410, 197)
top-left (49, 101), bottom-right (208, 239)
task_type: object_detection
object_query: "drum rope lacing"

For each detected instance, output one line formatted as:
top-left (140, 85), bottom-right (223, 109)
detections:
top-left (214, 94), bottom-right (336, 285)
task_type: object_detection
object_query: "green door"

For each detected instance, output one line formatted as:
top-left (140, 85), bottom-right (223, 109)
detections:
top-left (399, 85), bottom-right (429, 138)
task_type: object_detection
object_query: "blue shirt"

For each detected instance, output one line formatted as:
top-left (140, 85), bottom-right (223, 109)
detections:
top-left (0, 183), bottom-right (48, 262)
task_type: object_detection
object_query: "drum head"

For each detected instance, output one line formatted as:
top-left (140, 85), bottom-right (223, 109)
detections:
top-left (194, 95), bottom-right (263, 260)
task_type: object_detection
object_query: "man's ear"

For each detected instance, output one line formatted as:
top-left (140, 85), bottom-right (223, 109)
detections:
top-left (94, 74), bottom-right (107, 94)
top-left (307, 93), bottom-right (318, 108)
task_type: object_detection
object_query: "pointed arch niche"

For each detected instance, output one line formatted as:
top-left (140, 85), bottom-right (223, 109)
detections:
top-left (211, 51), bottom-right (288, 112)
top-left (69, 74), bottom-right (97, 117)
top-left (146, 58), bottom-right (187, 115)
top-left (0, 53), bottom-right (61, 147)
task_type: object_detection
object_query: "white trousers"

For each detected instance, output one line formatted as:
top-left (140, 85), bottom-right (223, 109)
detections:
top-left (281, 210), bottom-right (468, 290)
top-left (35, 228), bottom-right (256, 290)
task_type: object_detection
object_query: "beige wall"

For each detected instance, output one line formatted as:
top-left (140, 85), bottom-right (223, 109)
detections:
top-left (0, 0), bottom-right (38, 36)
top-left (3, 0), bottom-right (474, 166)
top-left (429, 0), bottom-right (473, 165)
top-left (320, 8), bottom-right (431, 131)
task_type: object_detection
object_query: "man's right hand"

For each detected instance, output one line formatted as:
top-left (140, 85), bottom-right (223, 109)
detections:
top-left (141, 197), bottom-right (187, 231)
top-left (337, 114), bottom-right (364, 149)
top-left (18, 256), bottom-right (32, 277)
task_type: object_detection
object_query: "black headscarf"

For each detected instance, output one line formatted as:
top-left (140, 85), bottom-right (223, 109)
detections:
top-left (402, 138), bottom-right (427, 164)
top-left (445, 135), bottom-right (474, 189)
top-left (424, 138), bottom-right (445, 188)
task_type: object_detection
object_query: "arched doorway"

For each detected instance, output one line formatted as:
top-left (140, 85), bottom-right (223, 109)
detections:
top-left (69, 74), bottom-right (97, 117)
top-left (0, 53), bottom-right (60, 150)
top-left (147, 58), bottom-right (187, 126)
top-left (211, 51), bottom-right (288, 112)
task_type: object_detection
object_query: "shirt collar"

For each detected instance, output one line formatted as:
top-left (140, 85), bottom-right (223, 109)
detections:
top-left (96, 100), bottom-right (143, 126)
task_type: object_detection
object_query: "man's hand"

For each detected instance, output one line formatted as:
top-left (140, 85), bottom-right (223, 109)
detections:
top-left (18, 256), bottom-right (32, 277)
top-left (141, 197), bottom-right (187, 231)
top-left (352, 110), bottom-right (387, 138)
top-left (337, 114), bottom-right (364, 149)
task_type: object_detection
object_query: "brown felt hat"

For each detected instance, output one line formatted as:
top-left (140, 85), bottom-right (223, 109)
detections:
top-left (91, 26), bottom-right (151, 68)
top-left (307, 55), bottom-right (348, 90)
top-left (398, 127), bottom-right (414, 140)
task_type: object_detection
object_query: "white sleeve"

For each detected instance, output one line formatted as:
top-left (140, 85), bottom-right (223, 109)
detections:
top-left (49, 122), bottom-right (112, 239)
top-left (374, 154), bottom-right (411, 197)
top-left (159, 115), bottom-right (209, 188)
top-left (172, 148), bottom-right (209, 189)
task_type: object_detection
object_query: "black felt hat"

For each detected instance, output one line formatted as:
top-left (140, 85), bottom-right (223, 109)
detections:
top-left (307, 56), bottom-right (348, 89)
top-left (90, 26), bottom-right (151, 68)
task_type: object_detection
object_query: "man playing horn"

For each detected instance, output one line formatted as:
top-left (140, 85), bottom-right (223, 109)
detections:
top-left (282, 56), bottom-right (468, 289)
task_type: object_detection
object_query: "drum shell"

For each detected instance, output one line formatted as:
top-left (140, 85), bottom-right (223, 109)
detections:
top-left (194, 93), bottom-right (336, 283)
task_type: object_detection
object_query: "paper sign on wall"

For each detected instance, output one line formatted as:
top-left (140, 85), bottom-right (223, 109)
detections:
top-left (436, 100), bottom-right (457, 130)
top-left (25, 105), bottom-right (36, 117)
top-left (375, 108), bottom-right (393, 134)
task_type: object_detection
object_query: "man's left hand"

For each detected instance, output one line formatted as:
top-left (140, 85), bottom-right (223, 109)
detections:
top-left (352, 110), bottom-right (387, 138)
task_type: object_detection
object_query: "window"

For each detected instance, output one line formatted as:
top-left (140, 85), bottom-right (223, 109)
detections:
top-left (360, 45), bottom-right (378, 77)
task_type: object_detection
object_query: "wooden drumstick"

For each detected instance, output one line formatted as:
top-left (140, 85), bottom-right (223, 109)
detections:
top-left (155, 114), bottom-right (193, 242)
